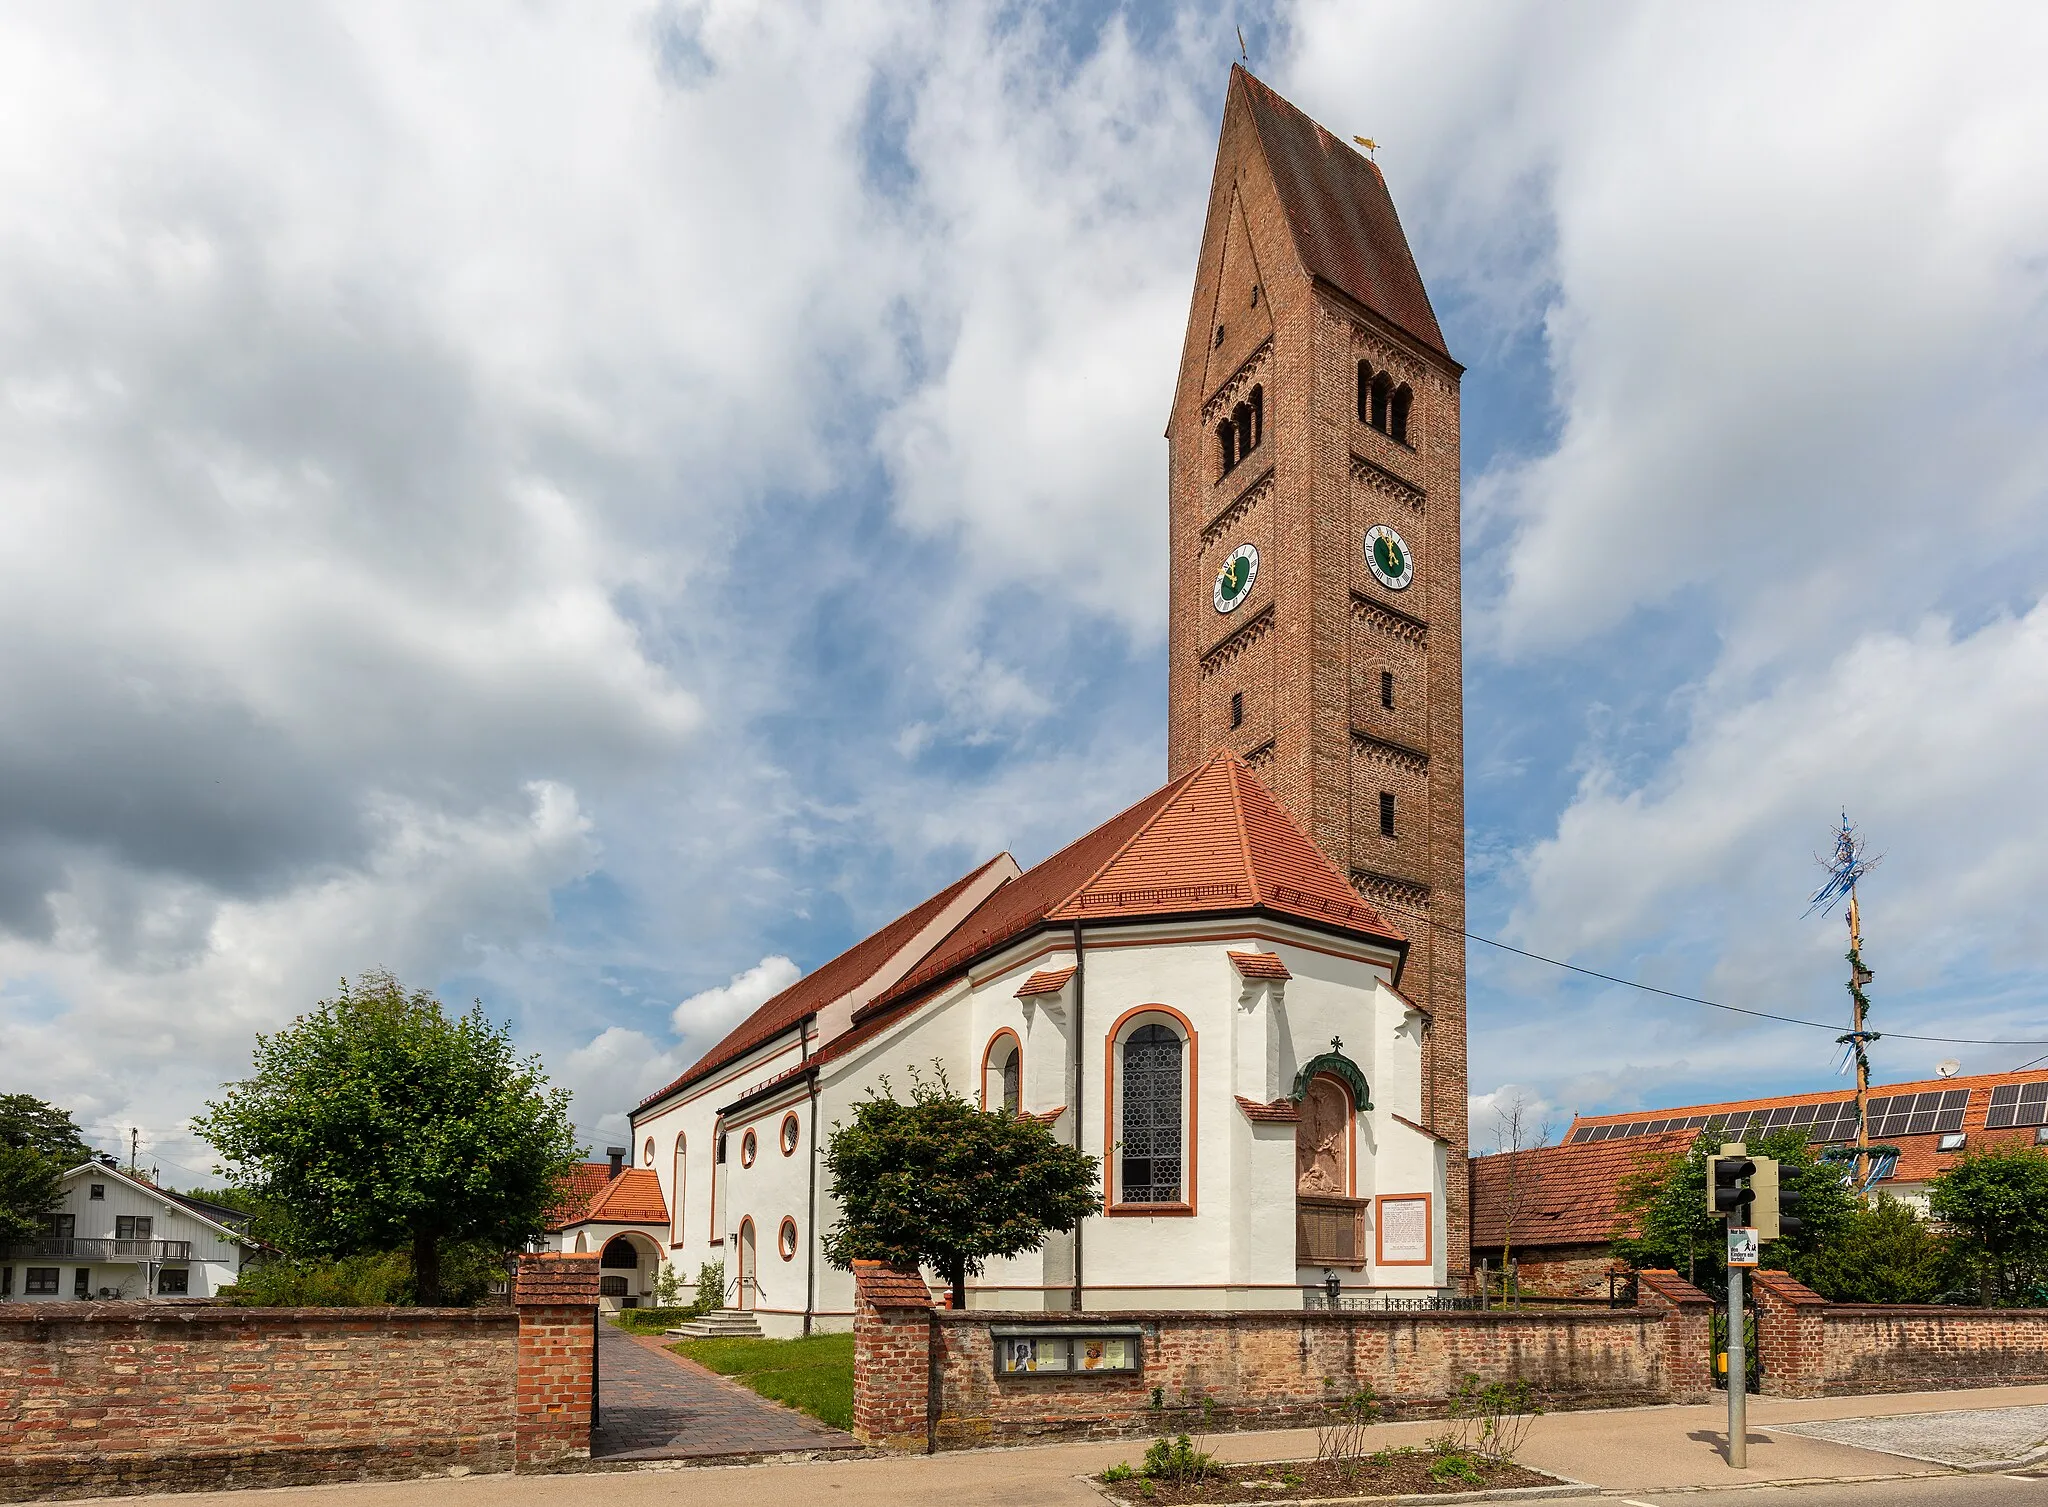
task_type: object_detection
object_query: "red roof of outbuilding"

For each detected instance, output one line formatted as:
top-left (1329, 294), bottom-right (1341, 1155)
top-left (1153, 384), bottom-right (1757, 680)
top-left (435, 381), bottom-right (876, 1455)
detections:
top-left (1469, 1132), bottom-right (1694, 1250)
top-left (1234, 67), bottom-right (1452, 364)
top-left (1229, 950), bottom-right (1292, 981)
top-left (547, 1162), bottom-right (614, 1229)
top-left (583, 1168), bottom-right (669, 1226)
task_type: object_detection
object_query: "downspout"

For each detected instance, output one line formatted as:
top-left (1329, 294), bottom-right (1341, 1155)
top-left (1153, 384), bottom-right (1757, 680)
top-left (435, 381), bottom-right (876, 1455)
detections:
top-left (1071, 920), bottom-right (1086, 1313)
top-left (803, 1020), bottom-right (818, 1336)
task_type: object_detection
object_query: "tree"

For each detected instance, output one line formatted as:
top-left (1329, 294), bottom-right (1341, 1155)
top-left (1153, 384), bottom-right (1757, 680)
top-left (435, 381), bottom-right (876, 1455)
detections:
top-left (1487, 1092), bottom-right (1553, 1301)
top-left (194, 971), bottom-right (582, 1303)
top-left (1928, 1143), bottom-right (2048, 1305)
top-left (1611, 1128), bottom-right (1857, 1296)
top-left (1801, 1193), bottom-right (1949, 1304)
top-left (821, 1067), bottom-right (1098, 1308)
top-left (0, 1094), bottom-right (92, 1242)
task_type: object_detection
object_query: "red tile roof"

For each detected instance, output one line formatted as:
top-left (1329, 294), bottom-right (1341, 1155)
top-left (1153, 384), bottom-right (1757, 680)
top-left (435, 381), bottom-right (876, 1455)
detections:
top-left (640, 854), bottom-right (1014, 1110)
top-left (547, 1162), bottom-right (614, 1229)
top-left (548, 1164), bottom-right (669, 1230)
top-left (851, 1260), bottom-right (935, 1310)
top-left (1229, 950), bottom-right (1291, 981)
top-left (1469, 1132), bottom-right (1694, 1250)
top-left (1016, 967), bottom-right (1076, 997)
top-left (1237, 1096), bottom-right (1302, 1124)
top-left (584, 1168), bottom-right (669, 1226)
top-left (1234, 67), bottom-right (1452, 364)
top-left (856, 751), bottom-right (1400, 1028)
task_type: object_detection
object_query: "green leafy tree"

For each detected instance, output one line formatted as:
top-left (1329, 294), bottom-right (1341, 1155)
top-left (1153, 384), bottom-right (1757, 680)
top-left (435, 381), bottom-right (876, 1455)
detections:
top-left (1928, 1143), bottom-right (2048, 1305)
top-left (822, 1067), bottom-right (1098, 1308)
top-left (194, 971), bottom-right (582, 1303)
top-left (0, 1094), bottom-right (92, 1242)
top-left (1611, 1128), bottom-right (1857, 1296)
top-left (1801, 1193), bottom-right (1949, 1303)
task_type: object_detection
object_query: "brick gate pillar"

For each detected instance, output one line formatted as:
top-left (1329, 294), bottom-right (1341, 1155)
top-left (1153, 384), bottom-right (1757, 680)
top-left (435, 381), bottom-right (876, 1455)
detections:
top-left (1636, 1268), bottom-right (1714, 1402)
top-left (1752, 1269), bottom-right (1828, 1397)
top-left (851, 1260), bottom-right (936, 1452)
top-left (513, 1253), bottom-right (601, 1467)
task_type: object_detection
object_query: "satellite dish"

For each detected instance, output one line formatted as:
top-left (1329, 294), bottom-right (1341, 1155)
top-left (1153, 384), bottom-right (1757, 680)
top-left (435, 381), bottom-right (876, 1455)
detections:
top-left (1936, 1059), bottom-right (1961, 1079)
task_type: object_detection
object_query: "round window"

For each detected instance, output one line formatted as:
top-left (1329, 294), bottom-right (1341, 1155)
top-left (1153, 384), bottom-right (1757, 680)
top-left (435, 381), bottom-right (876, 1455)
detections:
top-left (780, 1113), bottom-right (800, 1156)
top-left (741, 1129), bottom-right (757, 1167)
top-left (778, 1217), bottom-right (798, 1261)
top-left (642, 1137), bottom-right (656, 1167)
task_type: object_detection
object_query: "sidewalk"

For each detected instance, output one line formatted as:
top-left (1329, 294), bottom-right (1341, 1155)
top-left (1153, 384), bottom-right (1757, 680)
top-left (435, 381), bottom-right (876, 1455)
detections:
top-left (103, 1383), bottom-right (2048, 1507)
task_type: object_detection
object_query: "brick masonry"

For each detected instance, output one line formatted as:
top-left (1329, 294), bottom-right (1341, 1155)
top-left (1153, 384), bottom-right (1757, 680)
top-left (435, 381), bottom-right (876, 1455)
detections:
top-left (1165, 70), bottom-right (1470, 1275)
top-left (851, 1261), bottom-right (1711, 1450)
top-left (0, 1252), bottom-right (599, 1500)
top-left (1753, 1268), bottom-right (2048, 1398)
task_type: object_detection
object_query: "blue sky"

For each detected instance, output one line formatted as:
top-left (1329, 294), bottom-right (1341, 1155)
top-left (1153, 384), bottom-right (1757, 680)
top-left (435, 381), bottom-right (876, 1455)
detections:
top-left (0, 2), bottom-right (2044, 1180)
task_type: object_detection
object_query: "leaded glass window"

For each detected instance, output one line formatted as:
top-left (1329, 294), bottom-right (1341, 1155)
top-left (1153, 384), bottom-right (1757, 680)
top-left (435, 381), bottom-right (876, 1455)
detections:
top-left (1001, 1048), bottom-right (1020, 1115)
top-left (1120, 1024), bottom-right (1183, 1204)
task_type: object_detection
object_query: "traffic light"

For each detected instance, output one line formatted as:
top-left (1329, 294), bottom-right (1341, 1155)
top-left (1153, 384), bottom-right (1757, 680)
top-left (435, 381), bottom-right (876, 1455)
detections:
top-left (1778, 1175), bottom-right (1806, 1240)
top-left (1708, 1152), bottom-right (1756, 1220)
top-left (1751, 1157), bottom-right (1779, 1239)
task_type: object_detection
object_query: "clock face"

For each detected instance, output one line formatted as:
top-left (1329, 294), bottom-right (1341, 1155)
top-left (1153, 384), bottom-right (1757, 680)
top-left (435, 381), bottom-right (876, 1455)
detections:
top-left (1213, 543), bottom-right (1259, 614)
top-left (1364, 525), bottom-right (1415, 591)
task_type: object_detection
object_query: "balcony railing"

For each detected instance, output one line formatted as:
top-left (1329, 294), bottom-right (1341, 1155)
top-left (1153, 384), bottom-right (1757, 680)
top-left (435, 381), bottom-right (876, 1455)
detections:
top-left (0, 1237), bottom-right (193, 1262)
top-left (1296, 1195), bottom-right (1368, 1269)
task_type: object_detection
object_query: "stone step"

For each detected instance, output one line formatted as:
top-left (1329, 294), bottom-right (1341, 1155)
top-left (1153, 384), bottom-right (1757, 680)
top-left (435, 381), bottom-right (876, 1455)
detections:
top-left (666, 1308), bottom-right (764, 1339)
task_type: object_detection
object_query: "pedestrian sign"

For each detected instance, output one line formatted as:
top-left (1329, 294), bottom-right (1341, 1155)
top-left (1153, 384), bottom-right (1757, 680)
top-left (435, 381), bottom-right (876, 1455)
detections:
top-left (1727, 1225), bottom-right (1759, 1267)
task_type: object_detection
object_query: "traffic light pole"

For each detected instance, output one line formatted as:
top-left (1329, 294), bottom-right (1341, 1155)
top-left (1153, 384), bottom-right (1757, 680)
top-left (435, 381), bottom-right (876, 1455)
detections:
top-left (1727, 1265), bottom-right (1746, 1468)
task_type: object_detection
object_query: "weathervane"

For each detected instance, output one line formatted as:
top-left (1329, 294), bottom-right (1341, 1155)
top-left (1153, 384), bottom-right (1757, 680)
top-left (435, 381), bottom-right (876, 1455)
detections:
top-left (1808, 813), bottom-right (1884, 1187)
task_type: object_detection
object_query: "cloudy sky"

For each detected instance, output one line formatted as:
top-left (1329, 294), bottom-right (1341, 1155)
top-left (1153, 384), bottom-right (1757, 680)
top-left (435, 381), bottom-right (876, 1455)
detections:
top-left (3, 1), bottom-right (2045, 1180)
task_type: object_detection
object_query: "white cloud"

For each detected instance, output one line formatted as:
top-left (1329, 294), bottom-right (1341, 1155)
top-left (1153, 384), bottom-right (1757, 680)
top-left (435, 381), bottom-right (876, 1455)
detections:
top-left (672, 954), bottom-right (800, 1040)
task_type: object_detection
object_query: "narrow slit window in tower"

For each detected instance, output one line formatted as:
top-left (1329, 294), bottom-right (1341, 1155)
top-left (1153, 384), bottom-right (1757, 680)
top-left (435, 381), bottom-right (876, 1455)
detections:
top-left (1230, 691), bottom-right (1244, 729)
top-left (1379, 791), bottom-right (1396, 838)
top-left (1380, 671), bottom-right (1394, 709)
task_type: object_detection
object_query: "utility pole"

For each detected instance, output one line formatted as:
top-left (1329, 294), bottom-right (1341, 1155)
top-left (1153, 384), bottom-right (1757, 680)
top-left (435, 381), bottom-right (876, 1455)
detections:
top-left (129, 1127), bottom-right (138, 1177)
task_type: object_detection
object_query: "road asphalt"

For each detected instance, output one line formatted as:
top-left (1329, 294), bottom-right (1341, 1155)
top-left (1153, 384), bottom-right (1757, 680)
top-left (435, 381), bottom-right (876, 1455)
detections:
top-left (74, 1381), bottom-right (2048, 1507)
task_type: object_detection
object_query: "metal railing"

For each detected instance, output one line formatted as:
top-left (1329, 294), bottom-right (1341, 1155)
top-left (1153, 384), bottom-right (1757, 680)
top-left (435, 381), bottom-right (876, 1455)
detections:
top-left (1303, 1290), bottom-right (1483, 1312)
top-left (0, 1237), bottom-right (193, 1262)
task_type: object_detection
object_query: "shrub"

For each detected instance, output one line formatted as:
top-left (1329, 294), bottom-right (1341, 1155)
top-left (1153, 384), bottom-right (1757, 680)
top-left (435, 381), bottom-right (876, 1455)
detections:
top-left (225, 1251), bottom-right (413, 1306)
top-left (1439, 1373), bottom-right (1541, 1464)
top-left (1803, 1193), bottom-right (1950, 1303)
top-left (696, 1260), bottom-right (725, 1311)
top-left (1142, 1434), bottom-right (1221, 1484)
top-left (1428, 1449), bottom-right (1485, 1485)
top-left (1316, 1385), bottom-right (1382, 1481)
top-left (1101, 1463), bottom-right (1133, 1483)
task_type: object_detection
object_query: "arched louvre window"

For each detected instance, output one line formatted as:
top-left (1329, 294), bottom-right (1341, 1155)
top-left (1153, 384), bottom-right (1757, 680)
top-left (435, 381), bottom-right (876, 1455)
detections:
top-left (1356, 361), bottom-right (1371, 422)
top-left (1369, 372), bottom-right (1392, 432)
top-left (1217, 419), bottom-right (1238, 475)
top-left (1247, 385), bottom-right (1263, 450)
top-left (1121, 1024), bottom-right (1184, 1203)
top-left (1390, 384), bottom-right (1412, 444)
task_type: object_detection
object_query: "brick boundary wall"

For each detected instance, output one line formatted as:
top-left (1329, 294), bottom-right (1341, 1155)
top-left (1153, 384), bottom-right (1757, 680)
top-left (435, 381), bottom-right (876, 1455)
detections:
top-left (1753, 1269), bottom-right (2048, 1398)
top-left (851, 1264), bottom-right (1714, 1450)
top-left (0, 1252), bottom-right (598, 1501)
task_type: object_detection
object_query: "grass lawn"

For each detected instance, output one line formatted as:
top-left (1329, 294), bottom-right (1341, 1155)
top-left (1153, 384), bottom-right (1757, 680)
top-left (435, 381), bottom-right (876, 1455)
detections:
top-left (671, 1332), bottom-right (855, 1431)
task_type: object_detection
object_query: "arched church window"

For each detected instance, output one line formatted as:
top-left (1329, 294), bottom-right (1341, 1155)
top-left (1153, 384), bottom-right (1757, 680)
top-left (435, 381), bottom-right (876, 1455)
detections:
top-left (1231, 402), bottom-right (1252, 465)
top-left (983, 1031), bottom-right (1021, 1115)
top-left (1370, 371), bottom-right (1392, 432)
top-left (1390, 384), bottom-right (1412, 445)
top-left (1248, 385), bottom-right (1263, 451)
top-left (671, 1135), bottom-right (687, 1247)
top-left (1357, 361), bottom-right (1372, 423)
top-left (1120, 1023), bottom-right (1184, 1204)
top-left (600, 1236), bottom-right (640, 1268)
top-left (1218, 419), bottom-right (1237, 476)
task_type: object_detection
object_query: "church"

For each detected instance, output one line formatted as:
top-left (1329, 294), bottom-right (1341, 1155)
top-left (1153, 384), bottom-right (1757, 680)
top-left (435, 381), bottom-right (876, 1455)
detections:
top-left (576, 66), bottom-right (1469, 1335)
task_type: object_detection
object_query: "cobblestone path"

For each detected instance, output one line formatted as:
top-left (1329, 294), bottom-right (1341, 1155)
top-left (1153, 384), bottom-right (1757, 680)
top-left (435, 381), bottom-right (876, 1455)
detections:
top-left (591, 1320), bottom-right (859, 1462)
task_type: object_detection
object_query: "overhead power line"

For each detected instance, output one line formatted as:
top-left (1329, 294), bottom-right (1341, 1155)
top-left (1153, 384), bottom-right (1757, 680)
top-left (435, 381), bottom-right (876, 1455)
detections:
top-left (1364, 896), bottom-right (2048, 1048)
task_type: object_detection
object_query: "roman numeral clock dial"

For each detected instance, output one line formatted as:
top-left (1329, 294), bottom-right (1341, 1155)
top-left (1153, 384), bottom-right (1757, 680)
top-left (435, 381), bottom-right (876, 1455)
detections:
top-left (1364, 524), bottom-right (1414, 591)
top-left (1213, 543), bottom-right (1259, 613)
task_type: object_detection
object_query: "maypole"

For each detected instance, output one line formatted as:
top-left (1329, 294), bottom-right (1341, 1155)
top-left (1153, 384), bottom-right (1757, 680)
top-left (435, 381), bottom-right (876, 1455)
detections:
top-left (1807, 814), bottom-right (1880, 1186)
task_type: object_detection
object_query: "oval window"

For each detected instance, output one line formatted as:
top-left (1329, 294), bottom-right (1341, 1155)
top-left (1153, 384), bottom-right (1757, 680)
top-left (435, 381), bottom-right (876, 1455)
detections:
top-left (642, 1137), bottom-right (656, 1167)
top-left (778, 1217), bottom-right (798, 1261)
top-left (741, 1129), bottom-right (758, 1167)
top-left (780, 1113), bottom-right (800, 1156)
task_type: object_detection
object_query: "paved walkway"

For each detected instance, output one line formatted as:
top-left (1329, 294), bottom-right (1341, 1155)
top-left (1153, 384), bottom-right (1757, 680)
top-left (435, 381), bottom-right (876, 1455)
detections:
top-left (591, 1321), bottom-right (857, 1461)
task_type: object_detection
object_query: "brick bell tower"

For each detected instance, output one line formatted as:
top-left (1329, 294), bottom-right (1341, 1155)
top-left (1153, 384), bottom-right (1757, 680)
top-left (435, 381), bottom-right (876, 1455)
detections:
top-left (1166, 67), bottom-right (1469, 1273)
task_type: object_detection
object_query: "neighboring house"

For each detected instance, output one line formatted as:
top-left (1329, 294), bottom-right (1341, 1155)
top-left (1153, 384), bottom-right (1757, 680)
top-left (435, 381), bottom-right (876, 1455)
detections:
top-left (1, 1159), bottom-right (255, 1301)
top-left (540, 1150), bottom-right (669, 1313)
top-left (1468, 1067), bottom-right (2048, 1292)
top-left (628, 751), bottom-right (1450, 1338)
